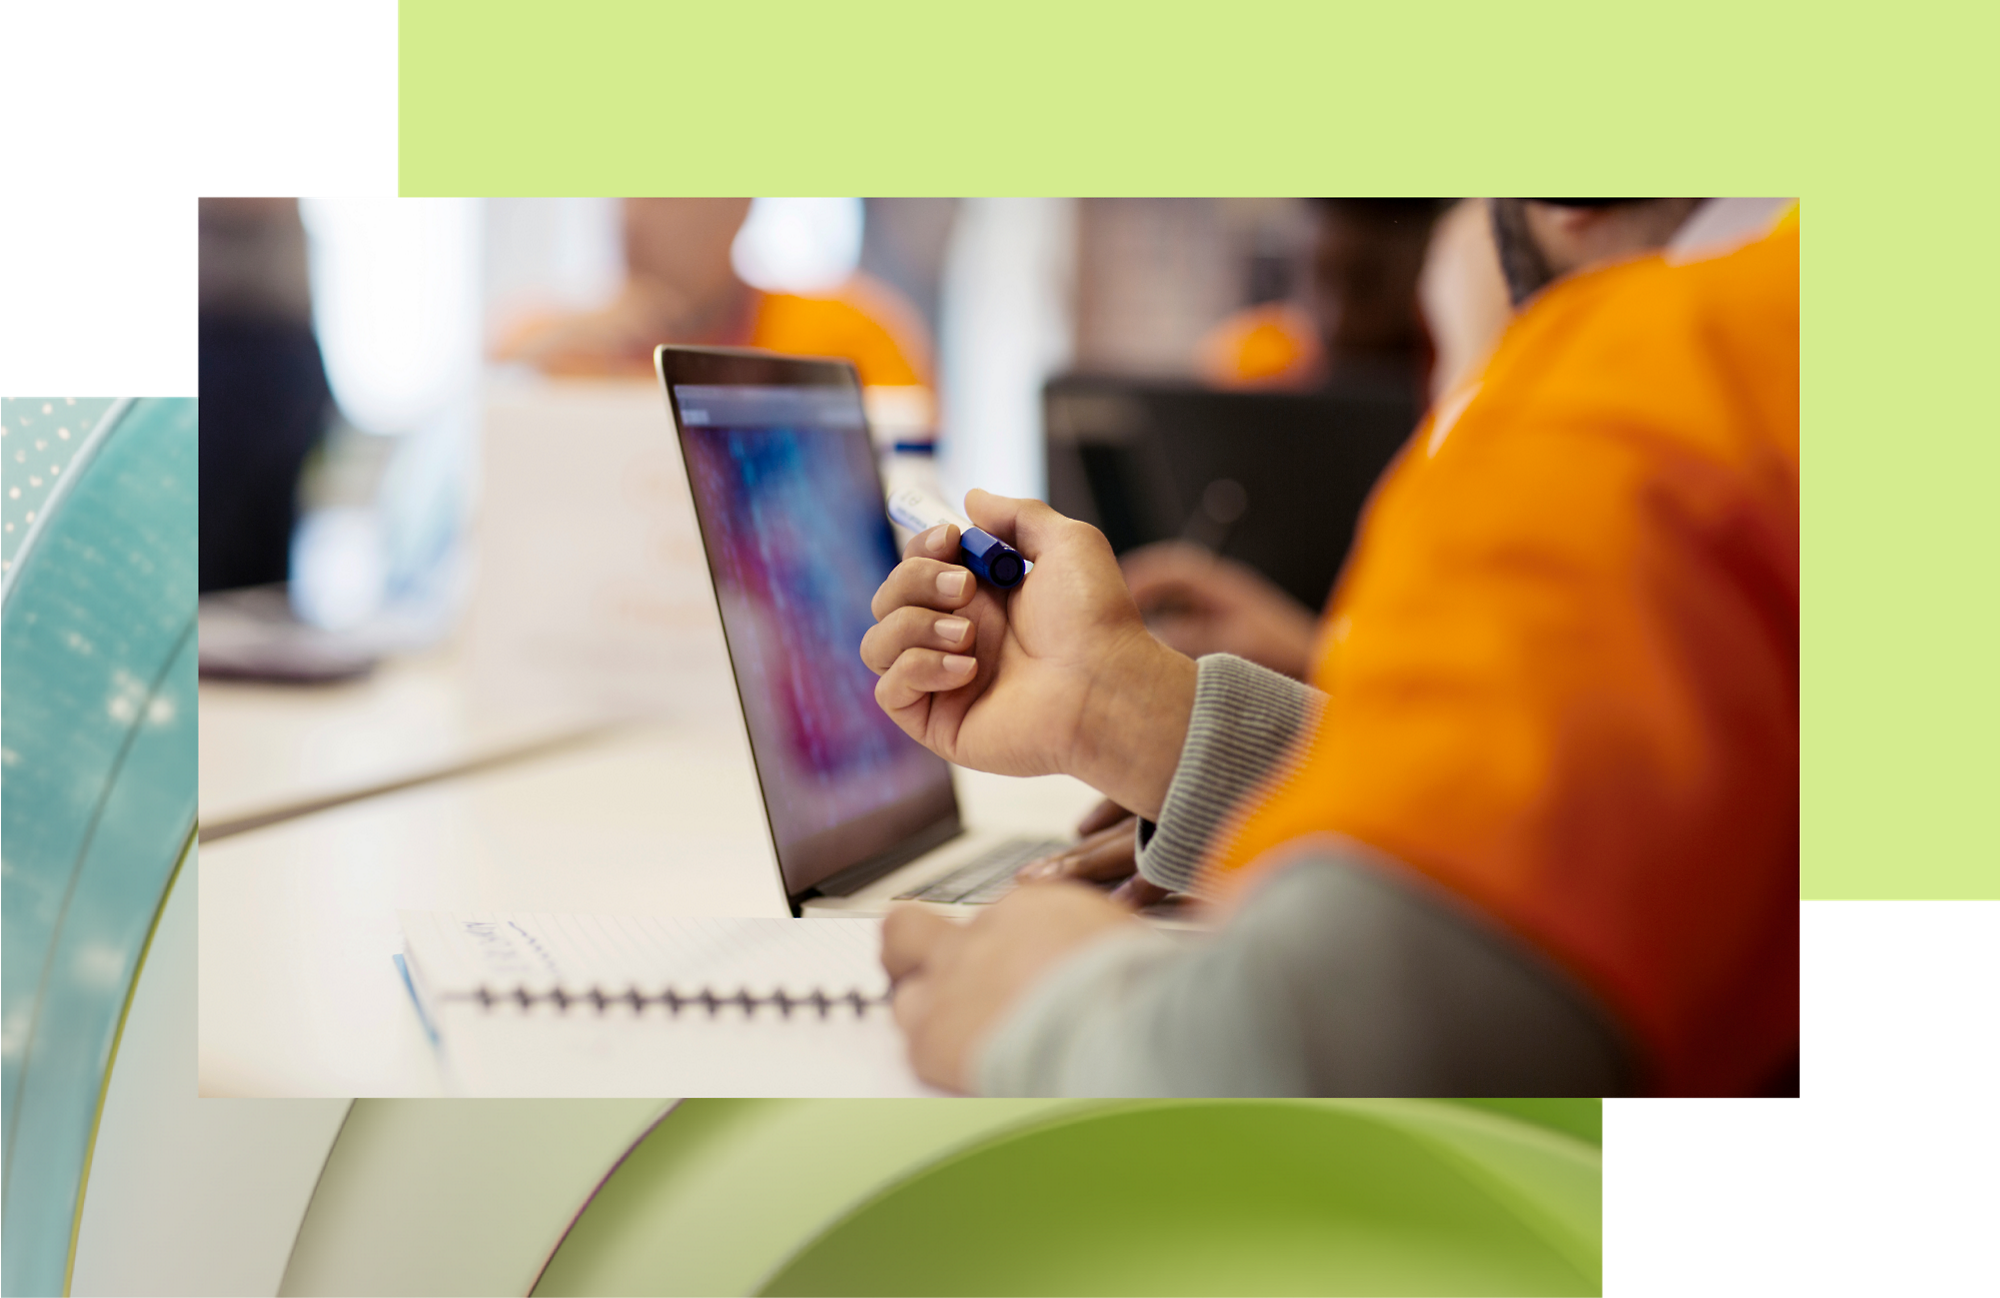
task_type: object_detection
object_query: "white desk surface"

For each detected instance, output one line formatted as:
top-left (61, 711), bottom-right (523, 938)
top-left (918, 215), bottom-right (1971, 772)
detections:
top-left (199, 378), bottom-right (734, 836)
top-left (198, 645), bottom-right (626, 834)
top-left (198, 718), bottom-right (1102, 1097)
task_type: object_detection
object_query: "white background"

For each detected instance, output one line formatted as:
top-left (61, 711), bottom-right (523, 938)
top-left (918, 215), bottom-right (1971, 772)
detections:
top-left (2, 3), bottom-right (1993, 1293)
top-left (1, 1), bottom-right (397, 394)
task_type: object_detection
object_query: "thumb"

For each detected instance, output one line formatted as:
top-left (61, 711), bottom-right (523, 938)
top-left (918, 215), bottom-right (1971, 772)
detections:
top-left (964, 489), bottom-right (1072, 561)
top-left (881, 904), bottom-right (956, 982)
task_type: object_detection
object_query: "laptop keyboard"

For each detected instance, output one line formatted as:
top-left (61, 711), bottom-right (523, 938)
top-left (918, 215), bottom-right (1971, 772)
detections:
top-left (894, 837), bottom-right (1070, 905)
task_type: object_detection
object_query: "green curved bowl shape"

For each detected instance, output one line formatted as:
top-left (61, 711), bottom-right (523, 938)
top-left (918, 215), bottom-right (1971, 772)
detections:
top-left (536, 1098), bottom-right (1598, 1298)
top-left (759, 1101), bottom-right (1598, 1297)
top-left (0, 398), bottom-right (199, 1298)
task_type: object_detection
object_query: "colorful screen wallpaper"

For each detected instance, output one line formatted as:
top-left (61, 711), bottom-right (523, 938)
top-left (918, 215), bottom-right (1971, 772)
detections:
top-left (678, 387), bottom-right (955, 891)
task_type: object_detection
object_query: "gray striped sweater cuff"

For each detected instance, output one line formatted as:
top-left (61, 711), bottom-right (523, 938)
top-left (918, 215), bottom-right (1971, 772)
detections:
top-left (1133, 654), bottom-right (1327, 895)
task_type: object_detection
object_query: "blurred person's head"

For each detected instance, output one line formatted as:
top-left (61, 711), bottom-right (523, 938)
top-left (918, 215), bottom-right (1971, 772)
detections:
top-left (1307, 198), bottom-right (1445, 385)
top-left (622, 197), bottom-right (756, 328)
top-left (1488, 199), bottom-right (1703, 306)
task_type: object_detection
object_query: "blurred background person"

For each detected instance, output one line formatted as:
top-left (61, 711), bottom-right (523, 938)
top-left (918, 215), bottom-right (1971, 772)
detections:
top-left (494, 197), bottom-right (933, 391)
top-left (1195, 198), bottom-right (1449, 401)
top-left (199, 198), bottom-right (336, 594)
top-left (199, 197), bottom-right (484, 677)
top-left (1129, 198), bottom-right (1510, 682)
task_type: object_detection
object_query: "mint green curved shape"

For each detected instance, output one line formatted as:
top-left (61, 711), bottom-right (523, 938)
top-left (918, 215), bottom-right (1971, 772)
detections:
top-left (537, 1098), bottom-right (1598, 1298)
top-left (1, 398), bottom-right (117, 574)
top-left (1, 397), bottom-right (199, 1298)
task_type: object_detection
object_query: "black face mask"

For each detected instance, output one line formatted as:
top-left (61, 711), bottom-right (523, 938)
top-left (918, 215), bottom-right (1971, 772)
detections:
top-left (1488, 198), bottom-right (1559, 307)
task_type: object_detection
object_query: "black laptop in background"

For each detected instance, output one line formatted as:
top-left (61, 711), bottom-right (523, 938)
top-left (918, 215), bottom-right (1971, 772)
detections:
top-left (1043, 376), bottom-right (1419, 612)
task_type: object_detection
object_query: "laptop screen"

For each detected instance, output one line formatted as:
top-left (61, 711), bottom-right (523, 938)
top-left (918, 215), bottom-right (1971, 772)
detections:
top-left (667, 366), bottom-right (957, 899)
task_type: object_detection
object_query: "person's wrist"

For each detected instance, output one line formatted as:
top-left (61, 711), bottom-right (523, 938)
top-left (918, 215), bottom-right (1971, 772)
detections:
top-left (1273, 611), bottom-right (1317, 680)
top-left (1070, 631), bottom-right (1196, 822)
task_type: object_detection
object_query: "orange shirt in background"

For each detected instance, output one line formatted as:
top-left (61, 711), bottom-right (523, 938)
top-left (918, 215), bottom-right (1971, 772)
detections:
top-left (750, 276), bottom-right (931, 389)
top-left (500, 272), bottom-right (932, 390)
top-left (1211, 221), bottom-right (1800, 1096)
top-left (1194, 302), bottom-right (1322, 389)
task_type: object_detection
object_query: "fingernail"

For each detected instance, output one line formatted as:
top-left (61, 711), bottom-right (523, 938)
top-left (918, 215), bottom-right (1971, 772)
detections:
top-left (935, 616), bottom-right (970, 644)
top-left (942, 653), bottom-right (976, 676)
top-left (1017, 861), bottom-right (1053, 881)
top-left (927, 526), bottom-right (954, 555)
top-left (937, 570), bottom-right (968, 598)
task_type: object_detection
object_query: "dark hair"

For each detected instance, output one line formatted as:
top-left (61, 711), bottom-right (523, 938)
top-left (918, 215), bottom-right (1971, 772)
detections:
top-left (1489, 198), bottom-right (1559, 308)
top-left (1309, 197), bottom-right (1451, 226)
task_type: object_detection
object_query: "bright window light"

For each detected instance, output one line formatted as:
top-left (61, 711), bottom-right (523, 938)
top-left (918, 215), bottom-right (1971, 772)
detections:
top-left (731, 197), bottom-right (864, 295)
top-left (300, 198), bottom-right (481, 437)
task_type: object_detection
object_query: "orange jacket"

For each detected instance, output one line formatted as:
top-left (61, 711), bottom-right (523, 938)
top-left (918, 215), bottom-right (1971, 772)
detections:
top-left (1211, 219), bottom-right (1800, 1096)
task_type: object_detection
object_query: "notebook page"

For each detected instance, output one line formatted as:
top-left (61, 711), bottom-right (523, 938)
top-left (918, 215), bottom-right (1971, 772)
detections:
top-left (395, 912), bottom-right (935, 1096)
top-left (398, 912), bottom-right (888, 1001)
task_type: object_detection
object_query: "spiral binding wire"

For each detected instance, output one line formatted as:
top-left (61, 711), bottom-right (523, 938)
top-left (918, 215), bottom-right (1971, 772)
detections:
top-left (445, 985), bottom-right (891, 1018)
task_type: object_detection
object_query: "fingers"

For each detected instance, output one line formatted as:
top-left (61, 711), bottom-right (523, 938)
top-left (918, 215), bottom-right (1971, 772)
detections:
top-left (1075, 797), bottom-right (1134, 837)
top-left (883, 904), bottom-right (965, 1089)
top-left (870, 554), bottom-right (977, 622)
top-left (860, 606), bottom-right (975, 674)
top-left (965, 491), bottom-right (1133, 614)
top-left (881, 904), bottom-right (958, 981)
top-left (901, 523), bottom-right (960, 563)
top-left (1016, 820), bottom-right (1139, 885)
top-left (867, 529), bottom-right (982, 699)
top-left (886, 884), bottom-right (1140, 1094)
top-left (874, 649), bottom-right (978, 713)
top-left (890, 971), bottom-right (934, 1037)
top-left (1109, 875), bottom-right (1172, 909)
top-left (963, 489), bottom-right (1075, 560)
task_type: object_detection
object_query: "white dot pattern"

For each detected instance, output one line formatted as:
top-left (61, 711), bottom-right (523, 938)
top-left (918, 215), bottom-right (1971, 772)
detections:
top-left (2, 398), bottom-right (117, 572)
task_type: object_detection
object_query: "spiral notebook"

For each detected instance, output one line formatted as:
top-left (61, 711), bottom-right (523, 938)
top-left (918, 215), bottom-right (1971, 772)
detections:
top-left (397, 911), bottom-right (939, 1096)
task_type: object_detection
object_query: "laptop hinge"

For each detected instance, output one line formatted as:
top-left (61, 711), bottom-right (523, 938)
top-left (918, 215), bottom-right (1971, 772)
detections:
top-left (799, 815), bottom-right (963, 903)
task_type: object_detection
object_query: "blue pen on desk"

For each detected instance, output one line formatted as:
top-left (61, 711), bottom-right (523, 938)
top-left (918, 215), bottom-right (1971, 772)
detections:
top-left (886, 487), bottom-right (1028, 589)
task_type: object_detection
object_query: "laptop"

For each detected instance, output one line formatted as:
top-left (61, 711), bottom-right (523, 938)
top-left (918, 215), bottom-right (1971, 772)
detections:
top-left (655, 345), bottom-right (1066, 918)
top-left (1043, 374), bottom-right (1419, 610)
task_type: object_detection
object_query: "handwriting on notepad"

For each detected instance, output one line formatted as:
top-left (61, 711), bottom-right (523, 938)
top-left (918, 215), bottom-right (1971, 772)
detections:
top-left (454, 920), bottom-right (552, 981)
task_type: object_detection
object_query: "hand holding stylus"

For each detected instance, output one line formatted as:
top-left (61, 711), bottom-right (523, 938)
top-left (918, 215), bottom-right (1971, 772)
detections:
top-left (858, 491), bottom-right (1196, 822)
